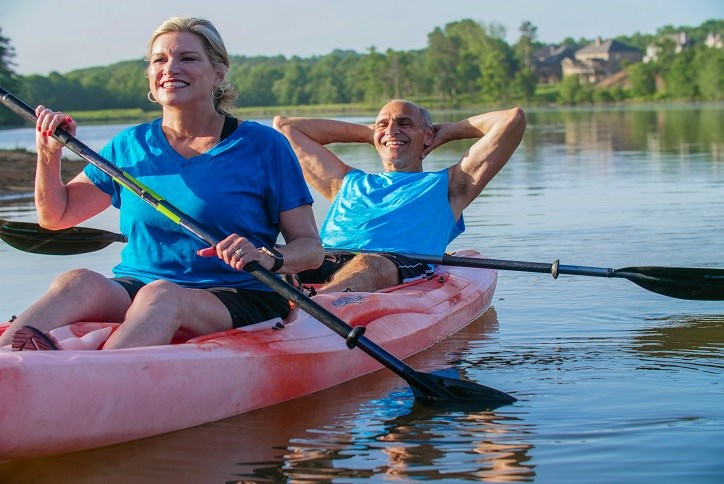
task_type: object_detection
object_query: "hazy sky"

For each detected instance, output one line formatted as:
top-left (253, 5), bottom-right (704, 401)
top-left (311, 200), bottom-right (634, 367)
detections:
top-left (3, 0), bottom-right (722, 75)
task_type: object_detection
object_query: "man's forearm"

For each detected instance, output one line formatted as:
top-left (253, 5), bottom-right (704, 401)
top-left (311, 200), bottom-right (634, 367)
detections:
top-left (455, 109), bottom-right (520, 139)
top-left (274, 116), bottom-right (372, 145)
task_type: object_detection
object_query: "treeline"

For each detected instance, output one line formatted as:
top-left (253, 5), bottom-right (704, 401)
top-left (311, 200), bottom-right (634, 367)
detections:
top-left (1, 18), bottom-right (722, 125)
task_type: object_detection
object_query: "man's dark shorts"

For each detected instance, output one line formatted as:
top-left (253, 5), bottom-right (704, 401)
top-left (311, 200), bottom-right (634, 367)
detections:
top-left (113, 277), bottom-right (290, 328)
top-left (296, 252), bottom-right (434, 285)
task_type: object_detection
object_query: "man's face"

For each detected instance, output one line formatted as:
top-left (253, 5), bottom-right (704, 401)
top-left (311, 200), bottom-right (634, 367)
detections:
top-left (373, 101), bottom-right (432, 170)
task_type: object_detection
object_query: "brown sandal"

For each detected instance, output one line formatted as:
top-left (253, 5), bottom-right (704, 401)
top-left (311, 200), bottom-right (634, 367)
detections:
top-left (11, 326), bottom-right (60, 351)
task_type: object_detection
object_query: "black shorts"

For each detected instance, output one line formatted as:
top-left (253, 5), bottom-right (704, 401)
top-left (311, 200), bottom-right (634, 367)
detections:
top-left (296, 252), bottom-right (434, 285)
top-left (113, 277), bottom-right (290, 328)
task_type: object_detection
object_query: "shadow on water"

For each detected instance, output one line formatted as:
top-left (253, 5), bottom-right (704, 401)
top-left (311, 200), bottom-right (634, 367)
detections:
top-left (0, 309), bottom-right (537, 483)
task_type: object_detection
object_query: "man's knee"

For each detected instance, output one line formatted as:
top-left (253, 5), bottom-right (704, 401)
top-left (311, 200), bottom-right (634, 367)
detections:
top-left (331, 253), bottom-right (399, 288)
top-left (351, 253), bottom-right (395, 271)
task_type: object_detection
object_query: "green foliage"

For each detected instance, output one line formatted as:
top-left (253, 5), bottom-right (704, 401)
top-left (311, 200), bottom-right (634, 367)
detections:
top-left (479, 49), bottom-right (510, 103)
top-left (593, 89), bottom-right (613, 103)
top-left (558, 76), bottom-right (581, 105)
top-left (514, 21), bottom-right (538, 71)
top-left (510, 69), bottom-right (537, 102)
top-left (0, 29), bottom-right (17, 86)
top-left (0, 18), bottom-right (720, 125)
top-left (0, 28), bottom-right (19, 124)
top-left (629, 62), bottom-right (656, 98)
top-left (693, 47), bottom-right (722, 101)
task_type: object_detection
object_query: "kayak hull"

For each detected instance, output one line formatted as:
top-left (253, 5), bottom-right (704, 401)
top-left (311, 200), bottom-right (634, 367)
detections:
top-left (0, 250), bottom-right (496, 460)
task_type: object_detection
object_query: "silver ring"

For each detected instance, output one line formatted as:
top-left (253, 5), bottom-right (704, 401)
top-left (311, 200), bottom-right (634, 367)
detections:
top-left (234, 249), bottom-right (245, 257)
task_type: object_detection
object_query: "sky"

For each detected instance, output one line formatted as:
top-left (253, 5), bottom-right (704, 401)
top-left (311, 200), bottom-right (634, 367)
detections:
top-left (2, 0), bottom-right (722, 76)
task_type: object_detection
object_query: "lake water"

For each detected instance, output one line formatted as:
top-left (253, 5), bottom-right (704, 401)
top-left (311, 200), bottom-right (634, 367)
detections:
top-left (0, 104), bottom-right (722, 482)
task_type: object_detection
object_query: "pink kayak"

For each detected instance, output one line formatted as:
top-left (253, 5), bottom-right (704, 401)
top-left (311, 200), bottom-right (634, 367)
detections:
top-left (0, 250), bottom-right (496, 460)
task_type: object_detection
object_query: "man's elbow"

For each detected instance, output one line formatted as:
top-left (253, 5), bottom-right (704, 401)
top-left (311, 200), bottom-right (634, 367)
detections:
top-left (508, 107), bottom-right (527, 134)
top-left (272, 115), bottom-right (288, 133)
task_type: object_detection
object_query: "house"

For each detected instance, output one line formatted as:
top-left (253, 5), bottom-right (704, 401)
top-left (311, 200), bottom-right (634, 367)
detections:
top-left (533, 44), bottom-right (576, 83)
top-left (563, 37), bottom-right (642, 82)
top-left (643, 32), bottom-right (691, 63)
top-left (561, 57), bottom-right (606, 84)
top-left (705, 32), bottom-right (722, 49)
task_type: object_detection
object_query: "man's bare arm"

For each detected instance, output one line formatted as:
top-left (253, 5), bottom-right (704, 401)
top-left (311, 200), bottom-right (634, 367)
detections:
top-left (437, 108), bottom-right (526, 219)
top-left (273, 116), bottom-right (372, 201)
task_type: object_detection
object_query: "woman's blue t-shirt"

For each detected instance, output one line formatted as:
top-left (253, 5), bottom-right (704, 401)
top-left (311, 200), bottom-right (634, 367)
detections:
top-left (84, 119), bottom-right (313, 291)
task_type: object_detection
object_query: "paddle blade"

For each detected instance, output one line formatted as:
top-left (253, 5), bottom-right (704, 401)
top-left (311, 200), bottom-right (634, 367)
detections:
top-left (0, 220), bottom-right (126, 255)
top-left (617, 266), bottom-right (724, 301)
top-left (408, 369), bottom-right (516, 410)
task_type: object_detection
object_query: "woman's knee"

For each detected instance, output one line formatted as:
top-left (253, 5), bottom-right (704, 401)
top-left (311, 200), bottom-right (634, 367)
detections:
top-left (131, 280), bottom-right (186, 317)
top-left (133, 280), bottom-right (181, 303)
top-left (48, 268), bottom-right (108, 294)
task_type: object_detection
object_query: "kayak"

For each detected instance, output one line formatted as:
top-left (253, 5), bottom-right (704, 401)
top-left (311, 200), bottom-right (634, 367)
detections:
top-left (0, 250), bottom-right (496, 460)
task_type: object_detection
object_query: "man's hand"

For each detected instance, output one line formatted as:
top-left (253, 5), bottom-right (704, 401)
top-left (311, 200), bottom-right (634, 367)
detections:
top-left (422, 123), bottom-right (446, 159)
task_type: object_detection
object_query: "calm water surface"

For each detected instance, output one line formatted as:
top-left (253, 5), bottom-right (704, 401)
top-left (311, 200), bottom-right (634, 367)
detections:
top-left (0, 104), bottom-right (722, 483)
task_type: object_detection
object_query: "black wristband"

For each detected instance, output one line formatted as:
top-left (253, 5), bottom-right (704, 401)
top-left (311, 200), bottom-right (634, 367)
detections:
top-left (259, 246), bottom-right (284, 272)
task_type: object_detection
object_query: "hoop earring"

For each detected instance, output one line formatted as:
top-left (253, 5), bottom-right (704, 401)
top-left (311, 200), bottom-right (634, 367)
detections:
top-left (212, 85), bottom-right (225, 100)
top-left (147, 91), bottom-right (159, 103)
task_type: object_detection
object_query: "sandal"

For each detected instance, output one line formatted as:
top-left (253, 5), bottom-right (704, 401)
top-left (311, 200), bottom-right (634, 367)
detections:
top-left (285, 274), bottom-right (317, 297)
top-left (11, 325), bottom-right (61, 351)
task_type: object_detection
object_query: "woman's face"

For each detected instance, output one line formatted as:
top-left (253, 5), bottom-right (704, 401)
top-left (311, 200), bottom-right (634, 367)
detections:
top-left (148, 31), bottom-right (222, 110)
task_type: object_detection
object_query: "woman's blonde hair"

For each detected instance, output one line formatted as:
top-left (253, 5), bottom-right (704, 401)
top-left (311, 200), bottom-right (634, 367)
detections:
top-left (146, 17), bottom-right (237, 114)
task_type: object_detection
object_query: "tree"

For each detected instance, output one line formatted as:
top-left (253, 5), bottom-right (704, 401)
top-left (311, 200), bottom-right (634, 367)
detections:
top-left (232, 62), bottom-right (284, 107)
top-left (515, 21), bottom-right (538, 71)
top-left (479, 49), bottom-right (509, 103)
top-left (305, 52), bottom-right (350, 105)
top-left (272, 60), bottom-right (309, 105)
top-left (693, 47), bottom-right (722, 101)
top-left (0, 29), bottom-right (16, 84)
top-left (628, 62), bottom-right (656, 98)
top-left (445, 19), bottom-right (487, 94)
top-left (358, 47), bottom-right (387, 103)
top-left (510, 69), bottom-right (537, 101)
top-left (558, 75), bottom-right (581, 104)
top-left (663, 51), bottom-right (696, 99)
top-left (425, 27), bottom-right (461, 100)
top-left (0, 29), bottom-right (19, 125)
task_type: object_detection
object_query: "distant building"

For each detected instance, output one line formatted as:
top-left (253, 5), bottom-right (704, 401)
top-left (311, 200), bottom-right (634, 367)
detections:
top-left (643, 32), bottom-right (691, 63)
top-left (563, 37), bottom-right (642, 83)
top-left (533, 44), bottom-right (576, 83)
top-left (561, 57), bottom-right (606, 84)
top-left (705, 32), bottom-right (722, 49)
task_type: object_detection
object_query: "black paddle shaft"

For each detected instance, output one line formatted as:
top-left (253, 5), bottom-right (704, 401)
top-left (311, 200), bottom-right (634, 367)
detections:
top-left (438, 255), bottom-right (724, 300)
top-left (327, 249), bottom-right (724, 301)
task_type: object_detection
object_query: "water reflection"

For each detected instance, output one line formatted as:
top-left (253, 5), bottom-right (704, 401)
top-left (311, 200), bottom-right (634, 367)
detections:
top-left (243, 397), bottom-right (534, 482)
top-left (628, 314), bottom-right (724, 373)
top-left (527, 105), bottom-right (723, 159)
top-left (236, 310), bottom-right (535, 482)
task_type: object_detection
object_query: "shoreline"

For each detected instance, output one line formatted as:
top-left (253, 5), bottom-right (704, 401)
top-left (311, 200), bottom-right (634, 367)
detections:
top-left (0, 149), bottom-right (85, 196)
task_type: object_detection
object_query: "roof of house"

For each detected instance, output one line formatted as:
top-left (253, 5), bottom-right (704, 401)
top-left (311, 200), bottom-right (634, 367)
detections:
top-left (577, 38), bottom-right (641, 55)
top-left (534, 44), bottom-right (575, 60)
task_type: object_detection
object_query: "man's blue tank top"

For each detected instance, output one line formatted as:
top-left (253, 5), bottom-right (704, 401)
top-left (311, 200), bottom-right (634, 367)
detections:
top-left (320, 169), bottom-right (464, 255)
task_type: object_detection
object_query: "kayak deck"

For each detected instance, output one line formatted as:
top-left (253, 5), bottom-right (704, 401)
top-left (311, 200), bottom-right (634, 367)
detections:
top-left (0, 250), bottom-right (496, 460)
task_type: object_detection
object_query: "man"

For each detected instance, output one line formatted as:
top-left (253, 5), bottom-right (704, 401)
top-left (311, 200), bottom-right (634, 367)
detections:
top-left (273, 100), bottom-right (525, 293)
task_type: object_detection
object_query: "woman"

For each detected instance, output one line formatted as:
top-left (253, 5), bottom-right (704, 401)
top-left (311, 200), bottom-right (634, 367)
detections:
top-left (0, 17), bottom-right (323, 350)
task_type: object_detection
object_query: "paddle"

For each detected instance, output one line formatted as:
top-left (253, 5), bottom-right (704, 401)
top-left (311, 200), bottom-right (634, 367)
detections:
top-left (0, 85), bottom-right (515, 408)
top-left (0, 219), bottom-right (126, 255)
top-left (328, 249), bottom-right (724, 301)
top-left (2, 220), bottom-right (721, 301)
